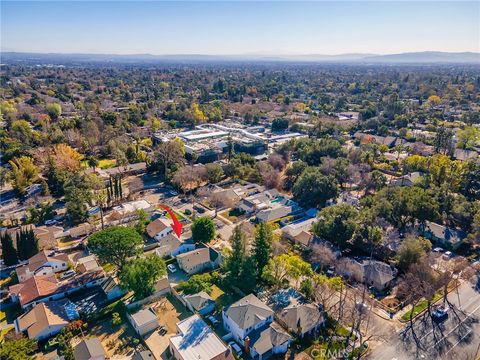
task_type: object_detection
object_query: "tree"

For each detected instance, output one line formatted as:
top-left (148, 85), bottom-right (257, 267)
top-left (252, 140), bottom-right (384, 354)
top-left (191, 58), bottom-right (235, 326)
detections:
top-left (191, 217), bottom-right (216, 244)
top-left (65, 185), bottom-right (90, 225)
top-left (0, 336), bottom-right (37, 360)
top-left (8, 156), bottom-right (38, 195)
top-left (223, 225), bottom-right (247, 286)
top-left (239, 256), bottom-right (258, 293)
top-left (46, 103), bottom-right (62, 120)
top-left (313, 204), bottom-right (358, 249)
top-left (458, 160), bottom-right (480, 201)
top-left (263, 253), bottom-right (312, 289)
top-left (27, 202), bottom-right (55, 225)
top-left (205, 163), bottom-right (224, 183)
top-left (199, 188), bottom-right (233, 217)
top-left (457, 126), bottom-right (480, 150)
top-left (396, 236), bottom-right (431, 272)
top-left (16, 228), bottom-right (39, 261)
top-left (283, 160), bottom-right (307, 191)
top-left (88, 226), bottom-right (143, 270)
top-left (1, 232), bottom-right (18, 266)
top-left (252, 222), bottom-right (272, 278)
top-left (155, 139), bottom-right (184, 178)
top-left (119, 254), bottom-right (167, 299)
top-left (433, 126), bottom-right (454, 155)
top-left (271, 118), bottom-right (289, 132)
top-left (177, 272), bottom-right (220, 295)
top-left (134, 209), bottom-right (149, 235)
top-left (112, 312), bottom-right (122, 326)
top-left (293, 168), bottom-right (338, 208)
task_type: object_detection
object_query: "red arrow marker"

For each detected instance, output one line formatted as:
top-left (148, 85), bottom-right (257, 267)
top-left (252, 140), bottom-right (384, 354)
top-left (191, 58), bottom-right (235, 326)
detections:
top-left (159, 204), bottom-right (183, 237)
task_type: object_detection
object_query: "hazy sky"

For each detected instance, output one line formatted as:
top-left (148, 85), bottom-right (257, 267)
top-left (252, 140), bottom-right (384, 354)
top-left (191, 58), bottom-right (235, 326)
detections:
top-left (2, 1), bottom-right (479, 55)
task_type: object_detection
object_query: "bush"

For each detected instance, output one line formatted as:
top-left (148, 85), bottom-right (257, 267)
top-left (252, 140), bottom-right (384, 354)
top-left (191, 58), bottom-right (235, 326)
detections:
top-left (112, 312), bottom-right (122, 326)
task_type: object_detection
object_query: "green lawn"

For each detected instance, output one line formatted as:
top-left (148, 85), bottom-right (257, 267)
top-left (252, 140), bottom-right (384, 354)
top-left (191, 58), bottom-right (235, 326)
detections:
top-left (102, 263), bottom-right (116, 273)
top-left (401, 292), bottom-right (443, 321)
top-left (210, 284), bottom-right (241, 310)
top-left (219, 208), bottom-right (243, 223)
top-left (81, 158), bottom-right (117, 169)
top-left (166, 210), bottom-right (186, 221)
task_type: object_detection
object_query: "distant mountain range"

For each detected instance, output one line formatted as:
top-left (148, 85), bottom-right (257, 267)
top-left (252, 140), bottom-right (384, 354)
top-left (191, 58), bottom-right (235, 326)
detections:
top-left (2, 51), bottom-right (479, 64)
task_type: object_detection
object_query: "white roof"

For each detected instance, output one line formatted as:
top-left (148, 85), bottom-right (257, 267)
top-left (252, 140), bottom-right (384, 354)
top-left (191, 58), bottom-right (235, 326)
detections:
top-left (112, 200), bottom-right (152, 215)
top-left (170, 315), bottom-right (227, 360)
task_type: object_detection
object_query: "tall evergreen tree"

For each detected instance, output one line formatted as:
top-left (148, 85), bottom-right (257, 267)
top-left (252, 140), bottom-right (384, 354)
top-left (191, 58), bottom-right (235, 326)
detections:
top-left (224, 225), bottom-right (246, 285)
top-left (1, 232), bottom-right (18, 266)
top-left (252, 222), bottom-right (273, 278)
top-left (239, 256), bottom-right (257, 293)
top-left (17, 229), bottom-right (39, 260)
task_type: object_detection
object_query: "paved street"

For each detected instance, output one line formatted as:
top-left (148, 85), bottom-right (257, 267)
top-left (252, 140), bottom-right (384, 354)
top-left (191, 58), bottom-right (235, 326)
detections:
top-left (367, 279), bottom-right (480, 360)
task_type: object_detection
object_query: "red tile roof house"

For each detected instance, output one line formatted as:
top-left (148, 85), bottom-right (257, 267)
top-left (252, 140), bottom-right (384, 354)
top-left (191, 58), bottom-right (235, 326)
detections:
top-left (9, 270), bottom-right (106, 310)
top-left (16, 250), bottom-right (70, 283)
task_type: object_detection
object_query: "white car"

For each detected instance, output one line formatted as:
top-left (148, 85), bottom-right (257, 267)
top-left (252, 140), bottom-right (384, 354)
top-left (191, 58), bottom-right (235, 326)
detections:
top-left (60, 270), bottom-right (76, 280)
top-left (228, 341), bottom-right (243, 356)
top-left (44, 219), bottom-right (58, 226)
top-left (443, 251), bottom-right (453, 259)
top-left (432, 305), bottom-right (449, 320)
top-left (167, 264), bottom-right (177, 273)
top-left (432, 247), bottom-right (444, 253)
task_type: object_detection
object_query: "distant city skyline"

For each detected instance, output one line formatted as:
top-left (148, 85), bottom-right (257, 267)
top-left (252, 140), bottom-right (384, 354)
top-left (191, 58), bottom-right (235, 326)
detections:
top-left (2, 1), bottom-right (479, 55)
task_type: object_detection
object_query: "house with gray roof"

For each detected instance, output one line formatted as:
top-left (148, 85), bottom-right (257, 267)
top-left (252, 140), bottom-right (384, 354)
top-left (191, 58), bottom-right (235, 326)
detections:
top-left (338, 258), bottom-right (397, 291)
top-left (184, 291), bottom-right (215, 315)
top-left (268, 288), bottom-right (324, 338)
top-left (422, 221), bottom-right (467, 250)
top-left (222, 294), bottom-right (291, 359)
top-left (74, 338), bottom-right (106, 360)
top-left (127, 307), bottom-right (160, 336)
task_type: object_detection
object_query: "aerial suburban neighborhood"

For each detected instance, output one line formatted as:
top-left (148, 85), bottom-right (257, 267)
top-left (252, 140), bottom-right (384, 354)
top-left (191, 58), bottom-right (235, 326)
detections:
top-left (1, 2), bottom-right (480, 360)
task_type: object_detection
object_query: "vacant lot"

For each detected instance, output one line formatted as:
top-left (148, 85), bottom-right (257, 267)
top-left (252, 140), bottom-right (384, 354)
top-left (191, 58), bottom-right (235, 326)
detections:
top-left (87, 317), bottom-right (140, 358)
top-left (144, 295), bottom-right (192, 359)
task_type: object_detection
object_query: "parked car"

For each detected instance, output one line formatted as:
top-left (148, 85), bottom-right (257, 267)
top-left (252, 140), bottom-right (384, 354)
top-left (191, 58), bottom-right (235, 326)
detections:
top-left (443, 251), bottom-right (453, 259)
top-left (169, 190), bottom-right (178, 196)
top-left (167, 264), bottom-right (177, 273)
top-left (228, 341), bottom-right (243, 356)
top-left (44, 219), bottom-right (58, 226)
top-left (432, 305), bottom-right (449, 321)
top-left (60, 270), bottom-right (76, 280)
top-left (433, 247), bottom-right (444, 253)
top-left (207, 315), bottom-right (219, 326)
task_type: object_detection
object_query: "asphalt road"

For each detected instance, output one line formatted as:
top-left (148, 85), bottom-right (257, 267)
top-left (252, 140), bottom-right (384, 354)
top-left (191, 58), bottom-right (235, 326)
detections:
top-left (367, 279), bottom-right (480, 360)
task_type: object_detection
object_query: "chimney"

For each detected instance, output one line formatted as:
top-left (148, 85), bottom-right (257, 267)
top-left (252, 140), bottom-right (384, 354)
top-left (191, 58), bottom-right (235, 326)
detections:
top-left (243, 336), bottom-right (250, 355)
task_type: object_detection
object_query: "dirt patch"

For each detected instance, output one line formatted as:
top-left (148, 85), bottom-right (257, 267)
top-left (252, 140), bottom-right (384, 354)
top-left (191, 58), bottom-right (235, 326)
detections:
top-left (87, 318), bottom-right (140, 358)
top-left (150, 295), bottom-right (192, 333)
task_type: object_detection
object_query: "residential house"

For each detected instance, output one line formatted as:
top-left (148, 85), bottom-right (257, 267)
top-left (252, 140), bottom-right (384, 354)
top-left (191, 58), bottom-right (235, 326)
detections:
top-left (74, 338), bottom-right (107, 360)
top-left (422, 221), bottom-right (467, 250)
top-left (68, 222), bottom-right (96, 239)
top-left (256, 204), bottom-right (292, 223)
top-left (10, 270), bottom-right (106, 309)
top-left (16, 250), bottom-right (69, 282)
top-left (247, 322), bottom-right (291, 360)
top-left (338, 258), bottom-right (397, 291)
top-left (169, 314), bottom-right (234, 360)
top-left (269, 288), bottom-right (324, 338)
top-left (107, 199), bottom-right (154, 223)
top-left (183, 291), bottom-right (215, 315)
top-left (389, 172), bottom-right (424, 187)
top-left (176, 246), bottom-right (221, 275)
top-left (223, 294), bottom-right (274, 344)
top-left (453, 148), bottom-right (478, 161)
top-left (100, 276), bottom-right (127, 301)
top-left (282, 218), bottom-right (316, 247)
top-left (146, 218), bottom-right (174, 241)
top-left (222, 294), bottom-right (291, 360)
top-left (128, 308), bottom-right (160, 336)
top-left (14, 299), bottom-right (79, 340)
top-left (155, 234), bottom-right (195, 258)
top-left (76, 255), bottom-right (101, 274)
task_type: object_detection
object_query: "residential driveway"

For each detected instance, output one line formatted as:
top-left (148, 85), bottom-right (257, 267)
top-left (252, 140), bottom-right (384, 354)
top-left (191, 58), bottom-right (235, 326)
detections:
top-left (167, 268), bottom-right (189, 286)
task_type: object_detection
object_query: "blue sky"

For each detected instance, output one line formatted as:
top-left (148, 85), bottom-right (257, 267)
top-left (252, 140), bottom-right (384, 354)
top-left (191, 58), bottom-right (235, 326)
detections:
top-left (2, 1), bottom-right (479, 55)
